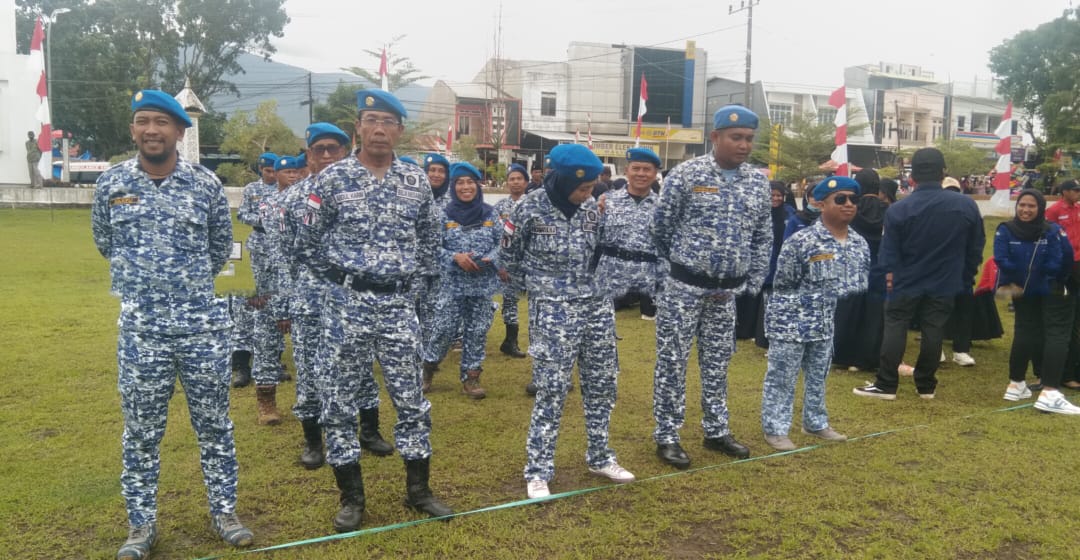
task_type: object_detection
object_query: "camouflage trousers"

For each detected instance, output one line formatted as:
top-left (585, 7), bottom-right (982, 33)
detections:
top-left (227, 294), bottom-right (254, 353)
top-left (317, 287), bottom-right (431, 466)
top-left (500, 284), bottom-right (520, 326)
top-left (117, 328), bottom-right (238, 527)
top-left (290, 314), bottom-right (322, 421)
top-left (251, 250), bottom-right (285, 385)
top-left (524, 296), bottom-right (619, 482)
top-left (653, 277), bottom-right (737, 444)
top-left (761, 339), bottom-right (833, 437)
top-left (422, 294), bottom-right (495, 380)
top-left (412, 275), bottom-right (441, 349)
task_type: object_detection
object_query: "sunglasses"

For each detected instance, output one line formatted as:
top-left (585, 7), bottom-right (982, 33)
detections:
top-left (831, 194), bottom-right (860, 206)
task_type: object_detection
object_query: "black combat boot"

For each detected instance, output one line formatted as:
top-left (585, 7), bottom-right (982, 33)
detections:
top-left (358, 408), bottom-right (394, 456)
top-left (231, 350), bottom-right (252, 388)
top-left (499, 324), bottom-right (527, 358)
top-left (300, 418), bottom-right (325, 469)
top-left (421, 361), bottom-right (438, 393)
top-left (403, 458), bottom-right (454, 518)
top-left (332, 463), bottom-right (365, 532)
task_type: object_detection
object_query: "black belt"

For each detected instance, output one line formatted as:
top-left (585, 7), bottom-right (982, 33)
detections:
top-left (252, 225), bottom-right (266, 234)
top-left (600, 245), bottom-right (658, 263)
top-left (669, 263), bottom-right (745, 290)
top-left (322, 267), bottom-right (411, 294)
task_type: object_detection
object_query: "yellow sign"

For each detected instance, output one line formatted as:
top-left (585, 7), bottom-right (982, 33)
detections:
top-left (638, 127), bottom-right (704, 144)
top-left (589, 142), bottom-right (654, 158)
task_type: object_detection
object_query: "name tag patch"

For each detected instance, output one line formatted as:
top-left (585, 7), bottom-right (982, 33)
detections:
top-left (334, 191), bottom-right (365, 204)
top-left (534, 225), bottom-right (557, 235)
top-left (396, 187), bottom-right (423, 201)
top-left (692, 186), bottom-right (719, 194)
top-left (110, 196), bottom-right (140, 206)
top-left (446, 221), bottom-right (459, 229)
top-left (809, 253), bottom-right (835, 262)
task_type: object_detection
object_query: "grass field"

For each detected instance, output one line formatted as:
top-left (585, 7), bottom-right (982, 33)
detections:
top-left (1, 208), bottom-right (1076, 559)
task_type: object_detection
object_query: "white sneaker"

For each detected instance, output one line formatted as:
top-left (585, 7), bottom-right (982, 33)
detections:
top-left (940, 351), bottom-right (946, 363)
top-left (640, 314), bottom-right (656, 321)
top-left (1004, 381), bottom-right (1032, 401)
top-left (588, 461), bottom-right (636, 483)
top-left (953, 352), bottom-right (976, 367)
top-left (526, 479), bottom-right (550, 499)
top-left (1034, 390), bottom-right (1080, 415)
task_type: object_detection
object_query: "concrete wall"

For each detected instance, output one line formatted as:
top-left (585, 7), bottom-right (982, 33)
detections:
top-left (567, 43), bottom-right (627, 135)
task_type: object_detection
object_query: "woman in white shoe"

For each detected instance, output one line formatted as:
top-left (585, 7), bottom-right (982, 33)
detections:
top-left (995, 189), bottom-right (1080, 414)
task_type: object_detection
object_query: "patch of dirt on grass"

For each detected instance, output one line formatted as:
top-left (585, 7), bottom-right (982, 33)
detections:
top-left (661, 520), bottom-right (739, 559)
top-left (958, 430), bottom-right (984, 440)
top-left (956, 538), bottom-right (1038, 560)
top-left (30, 428), bottom-right (60, 440)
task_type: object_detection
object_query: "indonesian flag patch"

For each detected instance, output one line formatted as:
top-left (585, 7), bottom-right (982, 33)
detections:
top-left (503, 220), bottom-right (515, 235)
top-left (306, 194), bottom-right (322, 210)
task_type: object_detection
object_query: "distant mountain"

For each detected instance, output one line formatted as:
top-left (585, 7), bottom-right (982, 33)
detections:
top-left (208, 52), bottom-right (430, 136)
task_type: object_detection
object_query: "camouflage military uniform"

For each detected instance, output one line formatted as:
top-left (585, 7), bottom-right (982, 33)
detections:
top-left (296, 158), bottom-right (438, 465)
top-left (227, 293), bottom-right (255, 356)
top-left (501, 189), bottom-right (620, 482)
top-left (493, 196), bottom-right (525, 326)
top-left (421, 206), bottom-right (502, 377)
top-left (762, 221), bottom-right (869, 436)
top-left (413, 190), bottom-right (454, 345)
top-left (651, 157), bottom-right (771, 444)
top-left (91, 157), bottom-right (239, 528)
top-left (239, 179), bottom-right (285, 385)
top-left (594, 187), bottom-right (666, 299)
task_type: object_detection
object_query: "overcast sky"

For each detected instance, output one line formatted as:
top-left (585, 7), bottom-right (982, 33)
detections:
top-left (274, 0), bottom-right (1072, 90)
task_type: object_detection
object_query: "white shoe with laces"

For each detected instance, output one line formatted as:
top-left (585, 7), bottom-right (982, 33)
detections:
top-left (953, 352), bottom-right (976, 367)
top-left (1004, 381), bottom-right (1032, 401)
top-left (1034, 390), bottom-right (1080, 415)
top-left (588, 461), bottom-right (636, 483)
top-left (526, 479), bottom-right (550, 499)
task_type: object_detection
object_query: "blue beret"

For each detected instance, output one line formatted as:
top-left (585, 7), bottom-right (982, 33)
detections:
top-left (257, 153), bottom-right (278, 169)
top-left (507, 163), bottom-right (528, 179)
top-left (423, 153), bottom-right (450, 171)
top-left (547, 144), bottom-right (604, 184)
top-left (131, 89), bottom-right (192, 128)
top-left (626, 147), bottom-right (661, 168)
top-left (811, 176), bottom-right (860, 201)
top-left (356, 89), bottom-right (407, 120)
top-left (399, 155), bottom-right (419, 166)
top-left (449, 162), bottom-right (482, 183)
top-left (712, 105), bottom-right (758, 130)
top-left (305, 122), bottom-right (350, 147)
top-left (274, 155), bottom-right (304, 171)
top-left (297, 152), bottom-right (307, 168)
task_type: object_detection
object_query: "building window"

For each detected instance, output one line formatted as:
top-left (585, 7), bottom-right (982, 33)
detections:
top-left (540, 92), bottom-right (556, 117)
top-left (817, 107), bottom-right (837, 126)
top-left (457, 115), bottom-right (471, 137)
top-left (957, 115), bottom-right (965, 131)
top-left (769, 104), bottom-right (793, 127)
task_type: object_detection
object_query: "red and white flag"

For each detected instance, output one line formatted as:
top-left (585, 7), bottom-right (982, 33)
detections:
top-left (992, 102), bottom-right (1013, 191)
top-left (827, 86), bottom-right (849, 177)
top-left (575, 129), bottom-right (581, 144)
top-left (635, 74), bottom-right (648, 147)
top-left (29, 17), bottom-right (51, 180)
top-left (446, 119), bottom-right (454, 154)
top-left (587, 113), bottom-right (593, 149)
top-left (378, 46), bottom-right (389, 91)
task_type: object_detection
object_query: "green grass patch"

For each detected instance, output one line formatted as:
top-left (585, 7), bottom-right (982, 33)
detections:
top-left (0, 209), bottom-right (1071, 559)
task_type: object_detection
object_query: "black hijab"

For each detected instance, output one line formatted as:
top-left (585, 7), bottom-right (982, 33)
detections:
top-left (1004, 188), bottom-right (1049, 242)
top-left (769, 181), bottom-right (790, 244)
top-left (429, 164), bottom-right (449, 200)
top-left (795, 190), bottom-right (820, 224)
top-left (544, 170), bottom-right (585, 219)
top-left (444, 164), bottom-right (491, 227)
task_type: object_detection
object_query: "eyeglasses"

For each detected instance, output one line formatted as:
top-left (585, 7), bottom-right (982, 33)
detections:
top-left (309, 144), bottom-right (344, 156)
top-left (360, 116), bottom-right (400, 128)
top-left (832, 194), bottom-right (860, 206)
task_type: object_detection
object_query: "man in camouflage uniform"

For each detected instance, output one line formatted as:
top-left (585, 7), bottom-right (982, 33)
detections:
top-left (412, 153), bottom-right (453, 353)
top-left (595, 148), bottom-right (667, 320)
top-left (274, 123), bottom-right (393, 469)
top-left (501, 143), bottom-right (636, 500)
top-left (761, 176), bottom-right (869, 451)
top-left (92, 90), bottom-right (253, 560)
top-left (494, 163), bottom-right (530, 358)
top-left (295, 89), bottom-right (453, 533)
top-left (651, 105), bottom-right (772, 469)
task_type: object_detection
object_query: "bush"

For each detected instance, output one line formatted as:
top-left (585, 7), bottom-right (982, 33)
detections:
top-left (215, 162), bottom-right (257, 187)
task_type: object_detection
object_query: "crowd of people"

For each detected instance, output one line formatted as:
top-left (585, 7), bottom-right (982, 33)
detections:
top-left (91, 87), bottom-right (1080, 560)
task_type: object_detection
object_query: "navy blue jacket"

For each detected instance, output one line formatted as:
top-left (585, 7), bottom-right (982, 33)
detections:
top-left (993, 223), bottom-right (1072, 296)
top-left (879, 183), bottom-right (984, 298)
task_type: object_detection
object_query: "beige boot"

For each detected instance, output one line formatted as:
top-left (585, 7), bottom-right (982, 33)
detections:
top-left (462, 369), bottom-right (486, 399)
top-left (421, 362), bottom-right (438, 393)
top-left (255, 385), bottom-right (282, 425)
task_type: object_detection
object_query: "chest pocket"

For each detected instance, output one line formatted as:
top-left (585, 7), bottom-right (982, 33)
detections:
top-left (807, 254), bottom-right (840, 284)
top-left (109, 202), bottom-right (147, 248)
top-left (528, 219), bottom-right (568, 268)
top-left (169, 201), bottom-right (209, 253)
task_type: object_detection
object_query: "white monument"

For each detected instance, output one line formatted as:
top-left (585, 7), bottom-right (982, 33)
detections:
top-left (0, 0), bottom-right (47, 186)
top-left (174, 77), bottom-right (206, 164)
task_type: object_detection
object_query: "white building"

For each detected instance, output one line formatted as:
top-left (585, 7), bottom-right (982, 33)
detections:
top-left (0, 0), bottom-right (46, 186)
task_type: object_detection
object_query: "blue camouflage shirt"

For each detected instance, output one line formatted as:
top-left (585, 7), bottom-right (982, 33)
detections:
top-left (500, 188), bottom-right (603, 301)
top-left (652, 155), bottom-right (772, 295)
top-left (276, 175), bottom-right (325, 317)
top-left (595, 187), bottom-right (667, 297)
top-left (295, 157), bottom-right (439, 285)
top-left (438, 206), bottom-right (502, 297)
top-left (259, 184), bottom-right (295, 319)
top-left (91, 157), bottom-right (233, 335)
top-left (765, 220), bottom-right (870, 342)
top-left (238, 179), bottom-right (276, 254)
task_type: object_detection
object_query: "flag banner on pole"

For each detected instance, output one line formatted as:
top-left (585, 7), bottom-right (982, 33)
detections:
top-left (587, 113), bottom-right (593, 149)
top-left (30, 16), bottom-right (52, 178)
top-left (446, 120), bottom-right (454, 154)
top-left (992, 102), bottom-right (1013, 191)
top-left (379, 47), bottom-right (389, 91)
top-left (635, 74), bottom-right (648, 146)
top-left (827, 86), bottom-right (848, 177)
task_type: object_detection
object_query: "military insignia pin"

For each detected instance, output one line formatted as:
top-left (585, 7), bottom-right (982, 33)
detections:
top-left (134, 92), bottom-right (143, 102)
top-left (729, 113), bottom-right (738, 122)
top-left (575, 169), bottom-right (585, 178)
top-left (365, 96), bottom-right (375, 107)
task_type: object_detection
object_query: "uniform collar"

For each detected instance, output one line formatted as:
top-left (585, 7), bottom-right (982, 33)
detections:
top-left (126, 155), bottom-right (196, 185)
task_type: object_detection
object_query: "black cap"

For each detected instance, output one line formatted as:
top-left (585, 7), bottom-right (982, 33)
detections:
top-left (910, 148), bottom-right (946, 182)
top-left (1060, 179), bottom-right (1080, 191)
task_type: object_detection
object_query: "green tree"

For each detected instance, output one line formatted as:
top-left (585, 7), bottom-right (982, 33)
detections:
top-left (752, 108), bottom-right (870, 183)
top-left (219, 100), bottom-right (302, 166)
top-left (934, 138), bottom-right (993, 178)
top-left (312, 81), bottom-right (361, 137)
top-left (342, 35), bottom-right (430, 92)
top-left (989, 8), bottom-right (1080, 150)
top-left (453, 136), bottom-right (481, 167)
top-left (214, 162), bottom-right (257, 186)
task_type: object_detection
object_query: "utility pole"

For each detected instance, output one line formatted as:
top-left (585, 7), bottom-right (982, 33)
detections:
top-left (729, 1), bottom-right (760, 108)
top-left (299, 72), bottom-right (314, 125)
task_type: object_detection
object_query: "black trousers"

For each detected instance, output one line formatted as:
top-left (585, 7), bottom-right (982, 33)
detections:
top-left (875, 295), bottom-right (954, 395)
top-left (1010, 294), bottom-right (1074, 388)
top-left (949, 292), bottom-right (974, 353)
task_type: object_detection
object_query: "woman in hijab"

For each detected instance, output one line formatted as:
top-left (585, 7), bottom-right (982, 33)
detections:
top-left (420, 162), bottom-right (502, 399)
top-left (994, 189), bottom-right (1080, 414)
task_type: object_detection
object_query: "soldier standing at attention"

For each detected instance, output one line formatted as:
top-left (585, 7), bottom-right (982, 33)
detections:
top-left (26, 131), bottom-right (44, 188)
top-left (760, 176), bottom-right (869, 451)
top-left (92, 90), bottom-right (253, 560)
top-left (651, 105), bottom-right (772, 469)
top-left (595, 148), bottom-right (666, 321)
top-left (414, 153), bottom-right (453, 351)
top-left (502, 143), bottom-right (635, 500)
top-left (494, 163), bottom-right (530, 358)
top-left (296, 89), bottom-right (452, 533)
